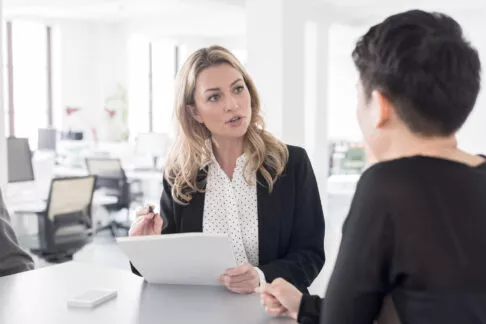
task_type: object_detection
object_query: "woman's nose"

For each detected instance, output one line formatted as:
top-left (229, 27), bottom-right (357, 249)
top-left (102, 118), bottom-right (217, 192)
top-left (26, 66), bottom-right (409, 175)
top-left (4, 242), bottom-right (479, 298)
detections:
top-left (224, 94), bottom-right (240, 112)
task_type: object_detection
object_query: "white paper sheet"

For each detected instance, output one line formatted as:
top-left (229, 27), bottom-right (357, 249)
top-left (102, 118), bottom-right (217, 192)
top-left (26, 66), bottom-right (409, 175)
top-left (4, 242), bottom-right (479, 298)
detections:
top-left (116, 233), bottom-right (237, 286)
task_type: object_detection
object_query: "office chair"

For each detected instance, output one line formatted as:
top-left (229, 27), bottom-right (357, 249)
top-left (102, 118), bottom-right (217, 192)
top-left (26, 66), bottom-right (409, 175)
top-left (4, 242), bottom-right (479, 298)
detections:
top-left (85, 158), bottom-right (132, 236)
top-left (31, 176), bottom-right (96, 263)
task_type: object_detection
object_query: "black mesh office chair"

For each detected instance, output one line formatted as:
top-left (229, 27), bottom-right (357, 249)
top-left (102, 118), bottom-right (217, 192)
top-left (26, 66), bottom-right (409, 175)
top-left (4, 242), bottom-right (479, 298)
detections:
top-left (85, 158), bottom-right (132, 236)
top-left (31, 176), bottom-right (96, 263)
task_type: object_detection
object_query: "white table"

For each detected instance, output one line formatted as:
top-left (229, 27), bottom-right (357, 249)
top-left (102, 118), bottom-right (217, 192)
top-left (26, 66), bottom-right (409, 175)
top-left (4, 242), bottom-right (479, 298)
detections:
top-left (0, 262), bottom-right (295, 324)
top-left (6, 191), bottom-right (118, 214)
top-left (327, 174), bottom-right (360, 195)
top-left (53, 166), bottom-right (163, 182)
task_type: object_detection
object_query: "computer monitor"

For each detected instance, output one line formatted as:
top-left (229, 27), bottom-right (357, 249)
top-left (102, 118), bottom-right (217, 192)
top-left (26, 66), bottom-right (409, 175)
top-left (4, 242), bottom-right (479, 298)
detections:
top-left (61, 131), bottom-right (83, 140)
top-left (38, 128), bottom-right (57, 151)
top-left (7, 137), bottom-right (35, 183)
top-left (85, 158), bottom-right (125, 179)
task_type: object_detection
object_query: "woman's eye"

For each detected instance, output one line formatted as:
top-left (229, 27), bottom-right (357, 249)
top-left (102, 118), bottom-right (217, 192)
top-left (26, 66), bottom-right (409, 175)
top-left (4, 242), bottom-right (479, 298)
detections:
top-left (234, 86), bottom-right (244, 94)
top-left (208, 94), bottom-right (220, 102)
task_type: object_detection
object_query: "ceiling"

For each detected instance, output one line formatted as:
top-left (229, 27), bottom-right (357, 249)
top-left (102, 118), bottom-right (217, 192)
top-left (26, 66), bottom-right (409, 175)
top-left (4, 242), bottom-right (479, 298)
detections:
top-left (3, 0), bottom-right (484, 26)
top-left (319, 0), bottom-right (486, 23)
top-left (2, 0), bottom-right (244, 21)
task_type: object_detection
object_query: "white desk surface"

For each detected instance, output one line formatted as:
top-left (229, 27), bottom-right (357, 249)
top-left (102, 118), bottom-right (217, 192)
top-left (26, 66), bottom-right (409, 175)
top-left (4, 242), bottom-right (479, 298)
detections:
top-left (0, 262), bottom-right (294, 324)
top-left (53, 166), bottom-right (163, 181)
top-left (6, 191), bottom-right (118, 214)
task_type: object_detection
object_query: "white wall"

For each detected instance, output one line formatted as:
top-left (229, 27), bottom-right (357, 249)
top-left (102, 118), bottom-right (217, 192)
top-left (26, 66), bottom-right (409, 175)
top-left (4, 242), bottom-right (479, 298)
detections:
top-left (327, 17), bottom-right (486, 149)
top-left (456, 19), bottom-right (486, 154)
top-left (57, 21), bottom-right (129, 142)
top-left (126, 8), bottom-right (245, 40)
top-left (327, 23), bottom-right (367, 142)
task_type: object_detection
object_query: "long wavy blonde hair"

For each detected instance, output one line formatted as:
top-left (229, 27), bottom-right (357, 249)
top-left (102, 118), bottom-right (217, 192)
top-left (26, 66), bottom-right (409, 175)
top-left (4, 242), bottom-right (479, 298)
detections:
top-left (165, 45), bottom-right (289, 204)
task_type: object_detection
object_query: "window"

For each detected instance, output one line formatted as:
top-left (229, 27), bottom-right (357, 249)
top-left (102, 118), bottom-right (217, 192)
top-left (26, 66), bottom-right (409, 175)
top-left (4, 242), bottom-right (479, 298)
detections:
top-left (128, 34), bottom-right (150, 137)
top-left (152, 39), bottom-right (177, 136)
top-left (128, 36), bottom-right (178, 138)
top-left (3, 20), bottom-right (52, 149)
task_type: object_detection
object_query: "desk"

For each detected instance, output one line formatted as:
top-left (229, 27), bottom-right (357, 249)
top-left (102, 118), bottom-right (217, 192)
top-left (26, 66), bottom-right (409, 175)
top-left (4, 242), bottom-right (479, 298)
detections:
top-left (0, 262), bottom-right (294, 324)
top-left (54, 166), bottom-right (163, 182)
top-left (327, 174), bottom-right (360, 195)
top-left (6, 191), bottom-right (118, 214)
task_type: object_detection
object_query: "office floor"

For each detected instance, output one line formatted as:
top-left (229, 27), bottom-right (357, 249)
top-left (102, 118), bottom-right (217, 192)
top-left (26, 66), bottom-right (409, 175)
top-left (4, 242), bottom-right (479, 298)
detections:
top-left (26, 193), bottom-right (354, 297)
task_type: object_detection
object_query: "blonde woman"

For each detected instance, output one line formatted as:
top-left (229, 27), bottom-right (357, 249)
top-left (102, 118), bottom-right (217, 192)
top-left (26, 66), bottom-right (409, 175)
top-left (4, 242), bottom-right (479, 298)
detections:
top-left (129, 46), bottom-right (325, 294)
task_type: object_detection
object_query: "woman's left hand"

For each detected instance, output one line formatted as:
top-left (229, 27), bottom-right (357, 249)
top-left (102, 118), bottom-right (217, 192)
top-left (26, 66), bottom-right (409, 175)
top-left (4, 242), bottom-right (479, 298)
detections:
top-left (219, 263), bottom-right (260, 294)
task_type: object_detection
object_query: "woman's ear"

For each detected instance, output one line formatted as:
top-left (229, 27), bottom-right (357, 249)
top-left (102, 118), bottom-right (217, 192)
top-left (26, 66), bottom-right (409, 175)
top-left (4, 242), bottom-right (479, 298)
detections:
top-left (371, 90), bottom-right (392, 128)
top-left (187, 105), bottom-right (203, 123)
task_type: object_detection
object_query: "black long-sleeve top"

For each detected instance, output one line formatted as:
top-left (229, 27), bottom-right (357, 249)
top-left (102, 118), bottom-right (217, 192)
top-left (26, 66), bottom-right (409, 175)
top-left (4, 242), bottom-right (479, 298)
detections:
top-left (298, 156), bottom-right (486, 324)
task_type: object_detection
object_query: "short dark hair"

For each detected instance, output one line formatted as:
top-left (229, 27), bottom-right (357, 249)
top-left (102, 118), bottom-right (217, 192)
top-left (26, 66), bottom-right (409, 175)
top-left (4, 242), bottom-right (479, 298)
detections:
top-left (352, 10), bottom-right (481, 136)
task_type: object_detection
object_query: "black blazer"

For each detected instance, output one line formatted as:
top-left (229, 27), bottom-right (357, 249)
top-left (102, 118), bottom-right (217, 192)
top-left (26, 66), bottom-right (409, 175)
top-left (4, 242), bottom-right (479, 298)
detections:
top-left (135, 145), bottom-right (325, 292)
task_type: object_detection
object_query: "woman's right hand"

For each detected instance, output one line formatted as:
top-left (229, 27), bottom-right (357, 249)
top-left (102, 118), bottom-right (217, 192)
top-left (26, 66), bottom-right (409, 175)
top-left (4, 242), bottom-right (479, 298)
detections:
top-left (257, 278), bottom-right (303, 320)
top-left (128, 205), bottom-right (163, 236)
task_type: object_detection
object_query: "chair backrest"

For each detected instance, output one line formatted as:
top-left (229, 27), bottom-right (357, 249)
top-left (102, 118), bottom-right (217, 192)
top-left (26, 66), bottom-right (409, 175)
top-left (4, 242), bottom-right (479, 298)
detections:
top-left (85, 158), bottom-right (125, 179)
top-left (46, 176), bottom-right (96, 222)
top-left (85, 157), bottom-right (129, 206)
top-left (37, 176), bottom-right (96, 254)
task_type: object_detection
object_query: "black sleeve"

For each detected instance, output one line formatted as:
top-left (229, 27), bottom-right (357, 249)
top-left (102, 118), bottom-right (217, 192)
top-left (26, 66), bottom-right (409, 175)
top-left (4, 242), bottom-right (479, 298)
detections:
top-left (260, 148), bottom-right (325, 292)
top-left (298, 294), bottom-right (323, 324)
top-left (0, 191), bottom-right (34, 277)
top-left (131, 177), bottom-right (176, 276)
top-left (319, 167), bottom-right (393, 324)
top-left (160, 177), bottom-right (176, 235)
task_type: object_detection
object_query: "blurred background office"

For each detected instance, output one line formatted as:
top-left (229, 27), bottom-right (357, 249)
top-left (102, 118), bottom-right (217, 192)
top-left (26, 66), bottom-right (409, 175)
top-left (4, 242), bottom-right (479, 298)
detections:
top-left (0, 0), bottom-right (485, 295)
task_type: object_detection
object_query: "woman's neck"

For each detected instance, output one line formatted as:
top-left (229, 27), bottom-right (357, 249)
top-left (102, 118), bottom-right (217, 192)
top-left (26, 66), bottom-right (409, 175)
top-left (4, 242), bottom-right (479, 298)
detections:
top-left (211, 137), bottom-right (244, 180)
top-left (378, 132), bottom-right (484, 167)
top-left (384, 135), bottom-right (457, 160)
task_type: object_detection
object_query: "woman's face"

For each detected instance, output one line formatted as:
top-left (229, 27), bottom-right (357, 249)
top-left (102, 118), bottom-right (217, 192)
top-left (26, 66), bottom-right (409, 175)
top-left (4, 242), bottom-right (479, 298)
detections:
top-left (190, 63), bottom-right (252, 141)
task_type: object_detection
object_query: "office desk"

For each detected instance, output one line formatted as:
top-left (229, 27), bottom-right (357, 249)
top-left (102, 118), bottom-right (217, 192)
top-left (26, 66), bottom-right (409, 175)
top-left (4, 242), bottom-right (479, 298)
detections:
top-left (54, 166), bottom-right (163, 182)
top-left (6, 191), bottom-right (118, 214)
top-left (0, 262), bottom-right (294, 324)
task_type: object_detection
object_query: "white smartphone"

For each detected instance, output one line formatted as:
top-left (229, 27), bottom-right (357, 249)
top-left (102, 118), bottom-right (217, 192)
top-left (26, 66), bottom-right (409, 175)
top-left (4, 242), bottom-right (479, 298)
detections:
top-left (67, 288), bottom-right (117, 309)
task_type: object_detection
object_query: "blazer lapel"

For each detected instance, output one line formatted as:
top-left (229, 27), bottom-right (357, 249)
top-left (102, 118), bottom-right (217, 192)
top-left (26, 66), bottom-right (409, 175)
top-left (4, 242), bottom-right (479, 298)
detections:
top-left (182, 191), bottom-right (205, 232)
top-left (181, 168), bottom-right (207, 233)
top-left (257, 172), bottom-right (279, 265)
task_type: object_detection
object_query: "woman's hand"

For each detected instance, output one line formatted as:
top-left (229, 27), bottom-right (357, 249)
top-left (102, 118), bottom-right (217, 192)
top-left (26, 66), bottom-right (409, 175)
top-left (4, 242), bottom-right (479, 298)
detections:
top-left (219, 263), bottom-right (260, 294)
top-left (257, 278), bottom-right (303, 320)
top-left (128, 205), bottom-right (163, 236)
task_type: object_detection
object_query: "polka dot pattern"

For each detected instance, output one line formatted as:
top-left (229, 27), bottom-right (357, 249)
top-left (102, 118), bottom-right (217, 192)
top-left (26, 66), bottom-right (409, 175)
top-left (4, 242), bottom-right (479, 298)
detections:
top-left (203, 152), bottom-right (259, 266)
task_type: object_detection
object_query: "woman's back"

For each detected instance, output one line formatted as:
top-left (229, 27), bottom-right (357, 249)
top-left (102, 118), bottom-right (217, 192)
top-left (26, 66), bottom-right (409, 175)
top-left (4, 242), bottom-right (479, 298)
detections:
top-left (322, 156), bottom-right (486, 324)
top-left (383, 156), bottom-right (486, 323)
